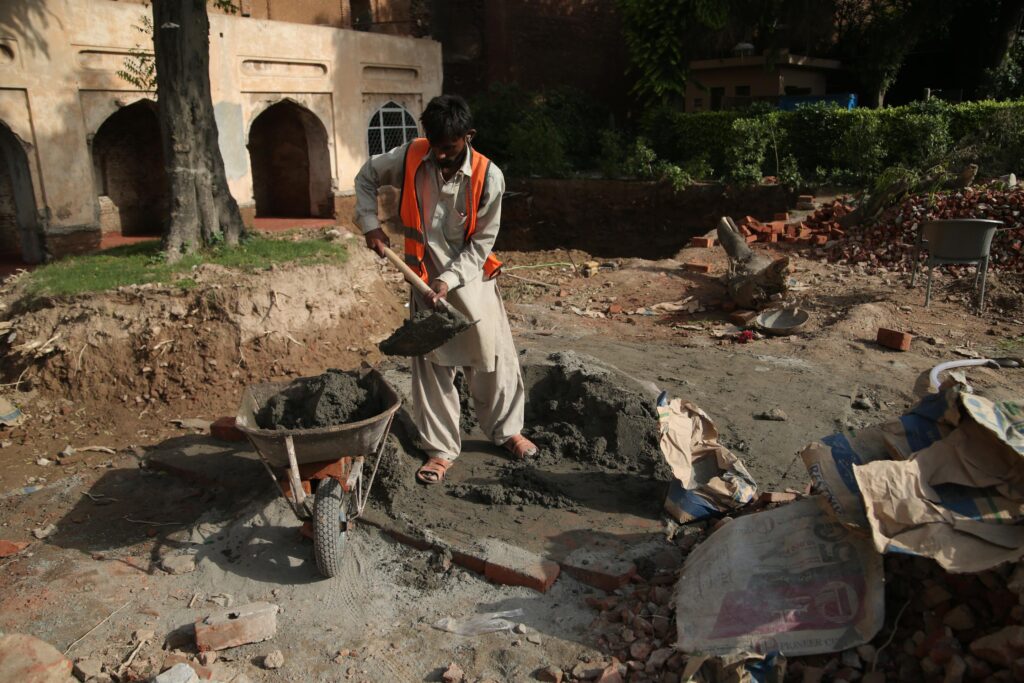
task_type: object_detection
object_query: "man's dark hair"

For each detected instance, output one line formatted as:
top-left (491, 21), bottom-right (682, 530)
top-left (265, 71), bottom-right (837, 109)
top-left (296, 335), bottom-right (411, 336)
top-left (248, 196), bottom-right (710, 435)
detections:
top-left (420, 95), bottom-right (473, 142)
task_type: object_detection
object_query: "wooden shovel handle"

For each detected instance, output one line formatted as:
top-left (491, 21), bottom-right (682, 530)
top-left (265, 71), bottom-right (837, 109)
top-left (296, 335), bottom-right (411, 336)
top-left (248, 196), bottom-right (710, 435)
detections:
top-left (380, 245), bottom-right (434, 298)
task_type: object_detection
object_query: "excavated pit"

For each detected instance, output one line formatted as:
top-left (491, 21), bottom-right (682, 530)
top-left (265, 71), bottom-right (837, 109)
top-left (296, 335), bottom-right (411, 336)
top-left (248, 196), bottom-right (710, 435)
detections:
top-left (255, 370), bottom-right (381, 430)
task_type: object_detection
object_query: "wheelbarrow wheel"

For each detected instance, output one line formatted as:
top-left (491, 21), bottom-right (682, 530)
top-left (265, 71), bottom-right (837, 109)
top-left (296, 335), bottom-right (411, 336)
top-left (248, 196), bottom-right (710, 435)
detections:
top-left (313, 476), bottom-right (349, 578)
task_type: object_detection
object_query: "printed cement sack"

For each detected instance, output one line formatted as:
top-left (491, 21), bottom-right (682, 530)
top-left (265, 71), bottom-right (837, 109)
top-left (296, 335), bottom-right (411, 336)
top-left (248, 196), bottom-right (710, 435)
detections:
top-left (675, 497), bottom-right (884, 657)
top-left (800, 385), bottom-right (957, 528)
top-left (854, 390), bottom-right (1024, 572)
top-left (802, 381), bottom-right (1024, 571)
top-left (657, 393), bottom-right (757, 523)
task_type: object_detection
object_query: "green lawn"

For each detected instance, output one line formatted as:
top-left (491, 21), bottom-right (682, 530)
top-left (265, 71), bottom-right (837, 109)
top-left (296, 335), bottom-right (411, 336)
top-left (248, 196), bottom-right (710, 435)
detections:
top-left (25, 235), bottom-right (349, 297)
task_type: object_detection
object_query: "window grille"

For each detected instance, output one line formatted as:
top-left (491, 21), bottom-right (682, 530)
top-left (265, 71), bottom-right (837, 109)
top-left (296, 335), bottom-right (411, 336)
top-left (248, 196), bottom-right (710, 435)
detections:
top-left (367, 102), bottom-right (419, 156)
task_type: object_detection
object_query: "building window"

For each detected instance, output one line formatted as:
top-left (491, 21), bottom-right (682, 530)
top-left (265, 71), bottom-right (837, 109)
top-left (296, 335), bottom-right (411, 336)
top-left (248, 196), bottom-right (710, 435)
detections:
top-left (367, 102), bottom-right (419, 156)
top-left (692, 97), bottom-right (703, 110)
top-left (350, 0), bottom-right (372, 31)
top-left (735, 85), bottom-right (751, 97)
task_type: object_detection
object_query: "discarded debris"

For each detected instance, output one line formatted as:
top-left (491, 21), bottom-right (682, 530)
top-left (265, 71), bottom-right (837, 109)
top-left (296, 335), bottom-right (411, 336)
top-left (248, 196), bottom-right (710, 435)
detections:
top-left (0, 539), bottom-right (29, 557)
top-left (753, 408), bottom-right (788, 421)
top-left (170, 418), bottom-right (213, 431)
top-left (657, 393), bottom-right (757, 524)
top-left (159, 554), bottom-right (196, 575)
top-left (441, 661), bottom-right (466, 683)
top-left (32, 523), bottom-right (56, 539)
top-left (432, 609), bottom-right (525, 636)
top-left (154, 662), bottom-right (199, 683)
top-left (195, 602), bottom-right (279, 652)
top-left (0, 396), bottom-right (24, 428)
top-left (262, 649), bottom-right (284, 669)
top-left (675, 498), bottom-right (884, 656)
top-left (0, 634), bottom-right (73, 681)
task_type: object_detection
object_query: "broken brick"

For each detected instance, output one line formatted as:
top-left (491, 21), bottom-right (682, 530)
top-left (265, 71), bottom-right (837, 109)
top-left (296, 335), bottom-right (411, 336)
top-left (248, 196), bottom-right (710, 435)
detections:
top-left (729, 310), bottom-right (758, 326)
top-left (689, 236), bottom-right (716, 248)
top-left (195, 602), bottom-right (279, 652)
top-left (877, 328), bottom-right (913, 352)
top-left (0, 539), bottom-right (29, 558)
top-left (683, 263), bottom-right (712, 273)
top-left (759, 491), bottom-right (797, 505)
top-left (480, 540), bottom-right (560, 593)
top-left (773, 212), bottom-right (789, 221)
top-left (562, 547), bottom-right (637, 592)
top-left (210, 416), bottom-right (245, 442)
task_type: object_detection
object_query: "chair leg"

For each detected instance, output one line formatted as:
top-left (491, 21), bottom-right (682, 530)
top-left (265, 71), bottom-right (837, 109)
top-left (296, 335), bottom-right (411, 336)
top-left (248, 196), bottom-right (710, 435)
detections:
top-left (978, 257), bottom-right (989, 313)
top-left (925, 265), bottom-right (934, 307)
top-left (910, 245), bottom-right (920, 287)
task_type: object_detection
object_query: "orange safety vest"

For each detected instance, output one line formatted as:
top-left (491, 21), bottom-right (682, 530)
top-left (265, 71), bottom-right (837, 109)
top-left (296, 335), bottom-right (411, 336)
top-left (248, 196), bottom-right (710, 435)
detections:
top-left (399, 138), bottom-right (503, 283)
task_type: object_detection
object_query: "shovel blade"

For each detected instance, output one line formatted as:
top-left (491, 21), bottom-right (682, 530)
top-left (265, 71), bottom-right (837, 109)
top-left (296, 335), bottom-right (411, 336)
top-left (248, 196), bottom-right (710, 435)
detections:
top-left (378, 307), bottom-right (476, 357)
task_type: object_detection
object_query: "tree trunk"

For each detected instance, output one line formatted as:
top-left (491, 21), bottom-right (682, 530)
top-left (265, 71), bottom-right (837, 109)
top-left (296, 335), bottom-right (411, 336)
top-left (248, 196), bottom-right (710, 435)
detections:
top-left (152, 0), bottom-right (244, 260)
top-left (989, 0), bottom-right (1024, 72)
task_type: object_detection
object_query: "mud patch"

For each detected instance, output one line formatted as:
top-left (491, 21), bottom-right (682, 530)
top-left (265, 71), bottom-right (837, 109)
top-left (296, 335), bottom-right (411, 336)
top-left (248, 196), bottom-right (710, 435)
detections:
top-left (523, 352), bottom-right (669, 480)
top-left (447, 464), bottom-right (579, 511)
top-left (255, 370), bottom-right (379, 430)
top-left (378, 306), bottom-right (473, 357)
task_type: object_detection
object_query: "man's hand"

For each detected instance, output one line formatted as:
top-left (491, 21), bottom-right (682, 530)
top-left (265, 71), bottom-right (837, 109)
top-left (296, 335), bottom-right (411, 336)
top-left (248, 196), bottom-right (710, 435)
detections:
top-left (425, 279), bottom-right (449, 309)
top-left (364, 228), bottom-right (390, 257)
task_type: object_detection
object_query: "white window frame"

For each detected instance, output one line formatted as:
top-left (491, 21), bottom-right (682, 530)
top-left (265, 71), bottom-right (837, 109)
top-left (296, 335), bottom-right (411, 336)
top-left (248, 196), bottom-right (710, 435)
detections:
top-left (367, 101), bottom-right (419, 156)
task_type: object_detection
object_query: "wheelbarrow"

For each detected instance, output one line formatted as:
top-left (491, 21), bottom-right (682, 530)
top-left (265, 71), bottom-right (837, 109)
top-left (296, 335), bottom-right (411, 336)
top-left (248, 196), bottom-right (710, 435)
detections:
top-left (234, 367), bottom-right (401, 578)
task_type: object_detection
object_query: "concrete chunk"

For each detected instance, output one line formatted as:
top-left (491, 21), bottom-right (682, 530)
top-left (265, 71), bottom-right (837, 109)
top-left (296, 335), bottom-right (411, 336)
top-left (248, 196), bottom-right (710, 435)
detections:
top-left (195, 602), bottom-right (279, 652)
top-left (153, 662), bottom-right (199, 683)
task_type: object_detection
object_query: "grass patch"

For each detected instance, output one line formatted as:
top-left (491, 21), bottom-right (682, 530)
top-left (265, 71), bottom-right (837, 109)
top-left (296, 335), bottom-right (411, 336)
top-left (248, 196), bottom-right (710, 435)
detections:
top-left (25, 234), bottom-right (349, 297)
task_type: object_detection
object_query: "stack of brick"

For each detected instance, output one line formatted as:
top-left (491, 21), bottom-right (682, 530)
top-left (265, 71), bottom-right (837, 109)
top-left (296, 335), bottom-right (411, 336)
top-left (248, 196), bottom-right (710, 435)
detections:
top-left (769, 184), bottom-right (1024, 273)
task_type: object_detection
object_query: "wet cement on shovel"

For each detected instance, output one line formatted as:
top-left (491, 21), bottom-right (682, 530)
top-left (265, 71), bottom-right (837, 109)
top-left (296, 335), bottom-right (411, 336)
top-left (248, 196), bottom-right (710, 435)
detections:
top-left (378, 306), bottom-right (474, 357)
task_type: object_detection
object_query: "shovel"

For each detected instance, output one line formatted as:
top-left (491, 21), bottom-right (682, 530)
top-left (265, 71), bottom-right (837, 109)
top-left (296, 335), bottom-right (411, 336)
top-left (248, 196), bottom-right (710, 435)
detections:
top-left (377, 245), bottom-right (477, 357)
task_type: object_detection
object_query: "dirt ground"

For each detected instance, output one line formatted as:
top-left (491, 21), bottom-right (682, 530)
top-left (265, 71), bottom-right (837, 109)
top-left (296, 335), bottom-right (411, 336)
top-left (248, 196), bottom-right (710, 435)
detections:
top-left (0, 222), bottom-right (1022, 682)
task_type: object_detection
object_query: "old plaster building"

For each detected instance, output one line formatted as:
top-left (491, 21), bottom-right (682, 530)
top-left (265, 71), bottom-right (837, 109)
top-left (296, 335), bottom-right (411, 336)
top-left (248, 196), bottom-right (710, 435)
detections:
top-left (0, 0), bottom-right (442, 263)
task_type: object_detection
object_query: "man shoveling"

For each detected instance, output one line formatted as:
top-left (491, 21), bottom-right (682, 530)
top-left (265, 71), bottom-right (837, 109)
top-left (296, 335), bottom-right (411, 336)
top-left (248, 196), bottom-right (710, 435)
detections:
top-left (354, 94), bottom-right (537, 484)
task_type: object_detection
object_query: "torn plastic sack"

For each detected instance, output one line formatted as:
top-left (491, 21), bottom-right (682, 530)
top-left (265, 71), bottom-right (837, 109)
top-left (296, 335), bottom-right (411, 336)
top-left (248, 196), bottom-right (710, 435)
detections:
top-left (675, 497), bottom-right (884, 657)
top-left (658, 392), bottom-right (757, 523)
top-left (0, 396), bottom-right (24, 428)
top-left (431, 609), bottom-right (525, 636)
top-left (681, 652), bottom-right (787, 683)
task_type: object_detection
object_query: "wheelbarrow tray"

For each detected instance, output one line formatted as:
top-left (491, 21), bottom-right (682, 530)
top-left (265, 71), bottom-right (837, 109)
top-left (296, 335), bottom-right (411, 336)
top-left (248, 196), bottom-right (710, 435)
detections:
top-left (234, 367), bottom-right (401, 469)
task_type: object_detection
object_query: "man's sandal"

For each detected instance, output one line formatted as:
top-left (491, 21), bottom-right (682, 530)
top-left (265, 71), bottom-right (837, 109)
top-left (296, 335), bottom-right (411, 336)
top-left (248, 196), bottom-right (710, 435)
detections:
top-left (416, 457), bottom-right (453, 485)
top-left (502, 434), bottom-right (538, 460)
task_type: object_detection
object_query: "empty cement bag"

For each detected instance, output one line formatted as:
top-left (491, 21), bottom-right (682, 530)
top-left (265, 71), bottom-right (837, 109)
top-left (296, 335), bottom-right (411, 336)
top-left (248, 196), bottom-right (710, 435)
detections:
top-left (657, 392), bottom-right (757, 523)
top-left (675, 497), bottom-right (884, 657)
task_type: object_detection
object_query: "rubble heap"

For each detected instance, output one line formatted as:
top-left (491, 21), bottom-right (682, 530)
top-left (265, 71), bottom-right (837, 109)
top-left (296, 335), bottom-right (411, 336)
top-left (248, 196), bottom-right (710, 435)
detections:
top-left (781, 185), bottom-right (1024, 272)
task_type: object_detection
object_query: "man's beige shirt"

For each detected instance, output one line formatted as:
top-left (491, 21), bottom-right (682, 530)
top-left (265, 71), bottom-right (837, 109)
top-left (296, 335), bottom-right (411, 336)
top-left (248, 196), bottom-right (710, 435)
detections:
top-left (354, 141), bottom-right (508, 371)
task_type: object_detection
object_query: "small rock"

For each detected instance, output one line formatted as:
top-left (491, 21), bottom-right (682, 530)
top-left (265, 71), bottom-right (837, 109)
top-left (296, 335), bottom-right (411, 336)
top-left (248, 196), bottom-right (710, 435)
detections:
top-left (646, 648), bottom-right (673, 672)
top-left (441, 662), bottom-right (465, 683)
top-left (969, 625), bottom-right (1024, 667)
top-left (629, 640), bottom-right (653, 662)
top-left (514, 623), bottom-right (528, 634)
top-left (571, 661), bottom-right (606, 680)
top-left (73, 657), bottom-right (104, 679)
top-left (59, 445), bottom-right (76, 458)
top-left (527, 634), bottom-right (542, 645)
top-left (36, 458), bottom-right (52, 467)
top-left (754, 408), bottom-right (788, 421)
top-left (535, 665), bottom-right (563, 682)
top-left (856, 644), bottom-right (877, 665)
top-left (32, 524), bottom-right (56, 540)
top-left (197, 651), bottom-right (218, 666)
top-left (852, 397), bottom-right (874, 411)
top-left (943, 604), bottom-right (976, 631)
top-left (922, 583), bottom-right (952, 608)
top-left (154, 662), bottom-right (199, 683)
top-left (944, 654), bottom-right (966, 683)
top-left (262, 650), bottom-right (284, 670)
top-left (840, 649), bottom-right (862, 669)
top-left (159, 555), bottom-right (196, 575)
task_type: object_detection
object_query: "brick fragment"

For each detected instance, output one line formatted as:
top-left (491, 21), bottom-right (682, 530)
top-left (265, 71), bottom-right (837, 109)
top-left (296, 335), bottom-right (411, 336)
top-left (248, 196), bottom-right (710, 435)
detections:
top-left (479, 539), bottom-right (560, 593)
top-left (562, 547), bottom-right (637, 591)
top-left (812, 234), bottom-right (828, 246)
top-left (689, 236), bottom-right (715, 248)
top-left (876, 328), bottom-right (913, 352)
top-left (195, 602), bottom-right (279, 652)
top-left (759, 491), bottom-right (797, 505)
top-left (773, 212), bottom-right (789, 221)
top-left (683, 262), bottom-right (712, 273)
top-left (744, 234), bottom-right (758, 244)
top-left (729, 310), bottom-right (757, 325)
top-left (211, 416), bottom-right (245, 442)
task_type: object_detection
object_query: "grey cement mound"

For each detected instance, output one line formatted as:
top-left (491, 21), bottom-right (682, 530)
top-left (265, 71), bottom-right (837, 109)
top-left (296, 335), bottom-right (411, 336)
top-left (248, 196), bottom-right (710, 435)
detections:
top-left (378, 306), bottom-right (473, 357)
top-left (524, 352), bottom-right (670, 480)
top-left (447, 464), bottom-right (579, 510)
top-left (255, 370), bottom-right (380, 430)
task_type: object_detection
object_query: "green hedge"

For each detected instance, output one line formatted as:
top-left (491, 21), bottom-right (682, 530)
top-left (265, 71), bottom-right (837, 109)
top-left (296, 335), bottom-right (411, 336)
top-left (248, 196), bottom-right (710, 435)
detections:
top-left (640, 99), bottom-right (1024, 186)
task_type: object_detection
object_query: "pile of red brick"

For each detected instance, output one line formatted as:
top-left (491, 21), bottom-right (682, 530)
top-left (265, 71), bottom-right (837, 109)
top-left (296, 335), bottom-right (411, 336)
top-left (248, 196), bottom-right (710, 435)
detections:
top-left (785, 185), bottom-right (1024, 272)
top-left (734, 209), bottom-right (841, 248)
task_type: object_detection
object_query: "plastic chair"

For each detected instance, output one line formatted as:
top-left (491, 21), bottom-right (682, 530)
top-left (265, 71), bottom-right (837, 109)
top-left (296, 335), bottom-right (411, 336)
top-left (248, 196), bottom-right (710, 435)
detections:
top-left (910, 219), bottom-right (1002, 312)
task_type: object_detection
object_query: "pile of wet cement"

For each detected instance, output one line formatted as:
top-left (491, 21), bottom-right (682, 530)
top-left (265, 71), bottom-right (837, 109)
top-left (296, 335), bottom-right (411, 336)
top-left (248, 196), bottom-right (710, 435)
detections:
top-left (256, 370), bottom-right (379, 430)
top-left (524, 352), bottom-right (670, 480)
top-left (378, 306), bottom-right (472, 357)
